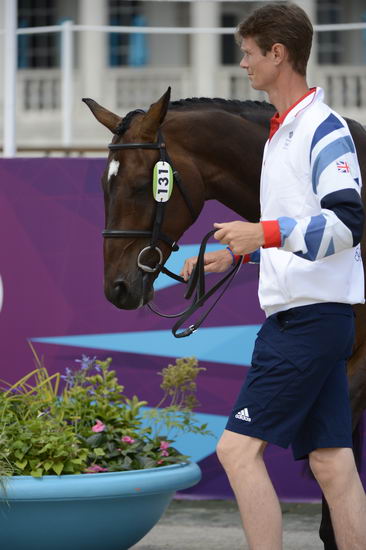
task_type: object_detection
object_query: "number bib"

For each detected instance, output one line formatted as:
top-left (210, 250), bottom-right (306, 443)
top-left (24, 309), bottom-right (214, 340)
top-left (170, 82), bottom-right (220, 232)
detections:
top-left (153, 161), bottom-right (173, 202)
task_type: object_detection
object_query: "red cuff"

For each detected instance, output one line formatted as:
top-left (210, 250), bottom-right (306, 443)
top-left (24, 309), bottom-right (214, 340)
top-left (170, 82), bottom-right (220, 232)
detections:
top-left (261, 220), bottom-right (281, 248)
top-left (233, 254), bottom-right (251, 264)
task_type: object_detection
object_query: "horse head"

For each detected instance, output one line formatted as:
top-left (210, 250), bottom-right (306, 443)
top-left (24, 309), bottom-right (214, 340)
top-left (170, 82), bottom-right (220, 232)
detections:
top-left (83, 89), bottom-right (204, 310)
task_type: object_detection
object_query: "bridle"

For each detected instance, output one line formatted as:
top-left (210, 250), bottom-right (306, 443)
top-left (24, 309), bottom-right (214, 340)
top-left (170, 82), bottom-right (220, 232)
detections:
top-left (104, 118), bottom-right (242, 337)
top-left (105, 123), bottom-right (196, 277)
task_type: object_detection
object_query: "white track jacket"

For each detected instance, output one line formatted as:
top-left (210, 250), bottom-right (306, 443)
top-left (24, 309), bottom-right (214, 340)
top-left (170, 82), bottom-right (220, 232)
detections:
top-left (257, 87), bottom-right (364, 317)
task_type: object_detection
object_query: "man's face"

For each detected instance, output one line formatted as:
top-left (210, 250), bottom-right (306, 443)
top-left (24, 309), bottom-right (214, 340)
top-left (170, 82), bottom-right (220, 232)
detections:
top-left (239, 36), bottom-right (278, 92)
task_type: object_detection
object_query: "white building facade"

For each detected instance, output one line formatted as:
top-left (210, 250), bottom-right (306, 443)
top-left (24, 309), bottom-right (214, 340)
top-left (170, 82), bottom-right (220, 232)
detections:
top-left (0, 0), bottom-right (366, 150)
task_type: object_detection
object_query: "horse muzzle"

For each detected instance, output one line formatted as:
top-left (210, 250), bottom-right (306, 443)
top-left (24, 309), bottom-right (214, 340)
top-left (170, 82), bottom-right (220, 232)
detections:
top-left (105, 272), bottom-right (154, 310)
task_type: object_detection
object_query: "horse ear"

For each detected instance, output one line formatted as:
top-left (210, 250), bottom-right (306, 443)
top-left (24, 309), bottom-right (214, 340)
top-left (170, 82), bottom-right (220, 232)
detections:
top-left (140, 87), bottom-right (171, 142)
top-left (82, 98), bottom-right (122, 134)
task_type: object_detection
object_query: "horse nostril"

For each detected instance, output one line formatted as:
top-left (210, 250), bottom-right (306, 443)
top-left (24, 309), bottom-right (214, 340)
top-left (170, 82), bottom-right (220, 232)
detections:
top-left (108, 276), bottom-right (143, 310)
top-left (113, 278), bottom-right (127, 297)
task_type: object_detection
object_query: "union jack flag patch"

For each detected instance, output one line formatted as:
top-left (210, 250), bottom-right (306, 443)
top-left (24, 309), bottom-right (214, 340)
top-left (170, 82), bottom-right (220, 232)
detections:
top-left (336, 160), bottom-right (350, 173)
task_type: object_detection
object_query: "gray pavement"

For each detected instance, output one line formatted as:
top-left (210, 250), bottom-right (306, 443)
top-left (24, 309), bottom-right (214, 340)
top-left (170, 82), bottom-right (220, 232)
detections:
top-left (132, 500), bottom-right (323, 550)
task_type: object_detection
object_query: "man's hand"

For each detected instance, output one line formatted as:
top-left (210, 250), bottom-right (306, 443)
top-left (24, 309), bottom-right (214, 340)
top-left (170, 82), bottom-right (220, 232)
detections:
top-left (180, 249), bottom-right (233, 282)
top-left (213, 221), bottom-right (264, 255)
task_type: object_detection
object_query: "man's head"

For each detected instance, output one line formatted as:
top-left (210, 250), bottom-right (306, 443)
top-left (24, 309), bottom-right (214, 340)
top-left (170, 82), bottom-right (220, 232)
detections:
top-left (236, 2), bottom-right (313, 77)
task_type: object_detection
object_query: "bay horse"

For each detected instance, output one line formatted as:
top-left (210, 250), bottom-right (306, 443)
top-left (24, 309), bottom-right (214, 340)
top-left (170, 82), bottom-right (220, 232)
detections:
top-left (83, 88), bottom-right (366, 550)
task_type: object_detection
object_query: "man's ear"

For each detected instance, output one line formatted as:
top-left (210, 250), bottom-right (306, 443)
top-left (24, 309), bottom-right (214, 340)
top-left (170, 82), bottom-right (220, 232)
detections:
top-left (82, 98), bottom-right (122, 133)
top-left (271, 43), bottom-right (287, 66)
top-left (140, 87), bottom-right (171, 142)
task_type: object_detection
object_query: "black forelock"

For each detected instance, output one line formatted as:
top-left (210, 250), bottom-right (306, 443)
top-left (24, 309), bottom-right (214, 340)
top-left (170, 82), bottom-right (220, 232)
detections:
top-left (115, 109), bottom-right (146, 135)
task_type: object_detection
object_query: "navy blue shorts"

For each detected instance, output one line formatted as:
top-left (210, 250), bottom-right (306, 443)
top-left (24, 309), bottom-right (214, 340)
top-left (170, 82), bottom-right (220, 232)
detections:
top-left (226, 302), bottom-right (354, 460)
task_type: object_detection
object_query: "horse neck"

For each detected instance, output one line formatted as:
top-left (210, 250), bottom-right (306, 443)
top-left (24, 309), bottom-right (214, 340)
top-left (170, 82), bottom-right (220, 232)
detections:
top-left (166, 110), bottom-right (267, 222)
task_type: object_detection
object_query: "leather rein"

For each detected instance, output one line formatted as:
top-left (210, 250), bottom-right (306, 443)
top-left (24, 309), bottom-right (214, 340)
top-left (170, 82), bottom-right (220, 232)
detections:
top-left (105, 125), bottom-right (242, 338)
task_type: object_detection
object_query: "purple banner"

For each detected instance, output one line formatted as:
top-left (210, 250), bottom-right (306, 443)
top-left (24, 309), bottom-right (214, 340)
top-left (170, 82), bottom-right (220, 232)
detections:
top-left (1, 158), bottom-right (364, 500)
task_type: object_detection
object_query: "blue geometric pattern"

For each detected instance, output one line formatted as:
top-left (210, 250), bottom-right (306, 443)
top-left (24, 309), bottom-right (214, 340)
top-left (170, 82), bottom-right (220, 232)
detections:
top-left (325, 237), bottom-right (335, 257)
top-left (310, 113), bottom-right (344, 157)
top-left (296, 214), bottom-right (326, 261)
top-left (312, 135), bottom-right (355, 193)
top-left (32, 324), bottom-right (261, 367)
top-left (278, 216), bottom-right (297, 245)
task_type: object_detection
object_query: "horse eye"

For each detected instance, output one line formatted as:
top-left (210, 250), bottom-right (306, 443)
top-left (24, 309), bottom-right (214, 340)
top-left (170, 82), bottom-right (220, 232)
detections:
top-left (134, 182), bottom-right (150, 194)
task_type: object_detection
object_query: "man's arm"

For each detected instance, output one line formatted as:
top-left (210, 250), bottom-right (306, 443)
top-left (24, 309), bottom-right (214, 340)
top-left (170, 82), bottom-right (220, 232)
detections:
top-left (215, 116), bottom-right (364, 261)
top-left (277, 115), bottom-right (363, 260)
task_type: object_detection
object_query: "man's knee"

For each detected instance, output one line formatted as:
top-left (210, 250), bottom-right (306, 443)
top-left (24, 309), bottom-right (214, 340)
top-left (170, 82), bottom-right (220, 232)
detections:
top-left (309, 447), bottom-right (356, 489)
top-left (216, 429), bottom-right (266, 473)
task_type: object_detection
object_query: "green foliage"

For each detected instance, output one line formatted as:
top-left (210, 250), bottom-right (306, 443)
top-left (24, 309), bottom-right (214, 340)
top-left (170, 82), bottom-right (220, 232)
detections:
top-left (144, 357), bottom-right (212, 441)
top-left (157, 357), bottom-right (206, 410)
top-left (0, 348), bottom-right (211, 478)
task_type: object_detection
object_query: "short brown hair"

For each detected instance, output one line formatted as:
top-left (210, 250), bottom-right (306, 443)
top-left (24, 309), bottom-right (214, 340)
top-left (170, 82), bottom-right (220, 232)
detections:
top-left (236, 2), bottom-right (313, 76)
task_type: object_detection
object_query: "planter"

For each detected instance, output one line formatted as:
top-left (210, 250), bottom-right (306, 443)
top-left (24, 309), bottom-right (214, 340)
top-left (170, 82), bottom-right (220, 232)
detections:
top-left (0, 461), bottom-right (201, 550)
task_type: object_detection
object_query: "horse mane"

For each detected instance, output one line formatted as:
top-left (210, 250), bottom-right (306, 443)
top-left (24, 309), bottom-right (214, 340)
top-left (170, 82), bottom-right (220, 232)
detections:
top-left (169, 96), bottom-right (274, 113)
top-left (116, 97), bottom-right (275, 135)
top-left (170, 97), bottom-right (275, 129)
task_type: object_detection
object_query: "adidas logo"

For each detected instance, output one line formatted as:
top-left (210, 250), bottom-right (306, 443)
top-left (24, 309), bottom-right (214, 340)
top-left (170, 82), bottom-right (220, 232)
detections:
top-left (235, 408), bottom-right (251, 422)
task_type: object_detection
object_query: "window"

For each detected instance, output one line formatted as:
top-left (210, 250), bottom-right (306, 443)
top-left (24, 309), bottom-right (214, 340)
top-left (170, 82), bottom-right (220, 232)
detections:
top-left (108, 0), bottom-right (146, 67)
top-left (221, 13), bottom-right (239, 65)
top-left (317, 0), bottom-right (342, 64)
top-left (18, 0), bottom-right (58, 68)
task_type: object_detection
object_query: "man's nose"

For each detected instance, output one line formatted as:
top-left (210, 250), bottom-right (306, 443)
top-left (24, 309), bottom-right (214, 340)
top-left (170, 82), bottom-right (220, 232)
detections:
top-left (240, 57), bottom-right (248, 69)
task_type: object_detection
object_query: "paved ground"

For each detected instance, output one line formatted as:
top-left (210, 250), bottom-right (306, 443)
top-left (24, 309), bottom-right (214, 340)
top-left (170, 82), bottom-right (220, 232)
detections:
top-left (132, 500), bottom-right (323, 550)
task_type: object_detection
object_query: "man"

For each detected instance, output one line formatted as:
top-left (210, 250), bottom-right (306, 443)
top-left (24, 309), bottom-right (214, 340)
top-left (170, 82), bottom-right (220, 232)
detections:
top-left (181, 3), bottom-right (366, 549)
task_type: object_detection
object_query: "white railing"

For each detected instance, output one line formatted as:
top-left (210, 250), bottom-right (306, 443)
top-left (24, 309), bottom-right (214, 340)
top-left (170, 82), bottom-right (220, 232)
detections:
top-left (105, 67), bottom-right (193, 111)
top-left (18, 69), bottom-right (61, 111)
top-left (16, 65), bottom-right (366, 116)
top-left (317, 66), bottom-right (366, 112)
top-left (2, 16), bottom-right (366, 153)
top-left (13, 63), bottom-right (366, 122)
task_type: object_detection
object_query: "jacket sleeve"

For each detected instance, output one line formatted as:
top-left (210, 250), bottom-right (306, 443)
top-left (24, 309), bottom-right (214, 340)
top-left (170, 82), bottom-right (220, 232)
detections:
top-left (263, 113), bottom-right (364, 261)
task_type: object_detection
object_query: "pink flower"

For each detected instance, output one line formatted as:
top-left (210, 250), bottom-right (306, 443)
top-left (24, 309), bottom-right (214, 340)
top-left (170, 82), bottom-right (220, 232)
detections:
top-left (157, 459), bottom-right (164, 465)
top-left (160, 441), bottom-right (170, 450)
top-left (161, 449), bottom-right (169, 457)
top-left (121, 435), bottom-right (135, 444)
top-left (85, 464), bottom-right (108, 474)
top-left (92, 419), bottom-right (106, 433)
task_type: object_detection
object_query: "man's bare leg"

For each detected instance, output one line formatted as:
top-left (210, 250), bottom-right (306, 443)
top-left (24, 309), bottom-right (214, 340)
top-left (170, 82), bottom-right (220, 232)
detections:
top-left (310, 447), bottom-right (366, 550)
top-left (217, 430), bottom-right (282, 550)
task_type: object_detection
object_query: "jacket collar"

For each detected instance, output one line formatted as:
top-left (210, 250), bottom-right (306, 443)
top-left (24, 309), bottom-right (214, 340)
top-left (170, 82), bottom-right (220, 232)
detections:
top-left (269, 87), bottom-right (321, 139)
